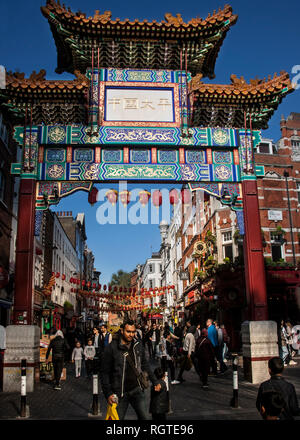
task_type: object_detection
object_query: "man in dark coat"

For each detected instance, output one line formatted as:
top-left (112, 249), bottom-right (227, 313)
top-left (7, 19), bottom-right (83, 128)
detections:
top-left (256, 357), bottom-right (300, 420)
top-left (46, 330), bottom-right (70, 390)
top-left (100, 320), bottom-right (160, 420)
top-left (195, 328), bottom-right (216, 388)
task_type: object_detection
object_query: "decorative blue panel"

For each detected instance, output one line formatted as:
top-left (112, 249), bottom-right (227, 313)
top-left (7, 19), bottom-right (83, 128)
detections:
top-left (102, 149), bottom-right (122, 163)
top-left (213, 151), bottom-right (231, 164)
top-left (130, 150), bottom-right (150, 163)
top-left (186, 150), bottom-right (205, 163)
top-left (46, 149), bottom-right (65, 162)
top-left (74, 149), bottom-right (94, 162)
top-left (158, 150), bottom-right (177, 163)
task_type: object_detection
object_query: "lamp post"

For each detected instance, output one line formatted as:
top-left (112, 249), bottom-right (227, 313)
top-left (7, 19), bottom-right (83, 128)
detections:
top-left (283, 171), bottom-right (296, 267)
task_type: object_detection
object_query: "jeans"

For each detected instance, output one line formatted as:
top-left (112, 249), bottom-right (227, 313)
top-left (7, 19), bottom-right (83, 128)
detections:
top-left (152, 342), bottom-right (158, 358)
top-left (53, 357), bottom-right (64, 386)
top-left (75, 359), bottom-right (82, 376)
top-left (280, 345), bottom-right (290, 363)
top-left (116, 386), bottom-right (149, 420)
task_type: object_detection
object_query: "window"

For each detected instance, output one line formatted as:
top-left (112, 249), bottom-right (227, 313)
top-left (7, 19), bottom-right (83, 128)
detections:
top-left (149, 280), bottom-right (153, 289)
top-left (222, 231), bottom-right (232, 243)
top-left (222, 231), bottom-right (233, 261)
top-left (270, 231), bottom-right (283, 261)
top-left (297, 183), bottom-right (300, 204)
top-left (0, 170), bottom-right (5, 202)
top-left (149, 264), bottom-right (153, 273)
top-left (291, 140), bottom-right (300, 147)
top-left (257, 141), bottom-right (273, 154)
top-left (160, 265), bottom-right (162, 272)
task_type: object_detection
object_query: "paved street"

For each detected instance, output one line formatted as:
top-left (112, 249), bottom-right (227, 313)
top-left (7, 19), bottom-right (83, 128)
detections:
top-left (1, 355), bottom-right (300, 420)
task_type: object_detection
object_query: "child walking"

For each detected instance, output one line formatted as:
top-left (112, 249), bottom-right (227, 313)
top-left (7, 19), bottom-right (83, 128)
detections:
top-left (72, 341), bottom-right (83, 377)
top-left (149, 367), bottom-right (169, 421)
top-left (84, 339), bottom-right (96, 378)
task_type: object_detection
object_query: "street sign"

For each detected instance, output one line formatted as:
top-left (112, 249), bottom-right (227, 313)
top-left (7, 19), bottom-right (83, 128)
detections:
top-left (268, 210), bottom-right (282, 221)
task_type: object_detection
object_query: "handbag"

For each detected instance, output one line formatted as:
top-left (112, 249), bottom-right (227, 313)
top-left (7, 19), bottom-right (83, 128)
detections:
top-left (124, 352), bottom-right (149, 390)
top-left (105, 403), bottom-right (119, 420)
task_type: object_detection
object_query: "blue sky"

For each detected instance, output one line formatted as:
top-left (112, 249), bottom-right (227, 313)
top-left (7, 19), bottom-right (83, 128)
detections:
top-left (1, 0), bottom-right (300, 283)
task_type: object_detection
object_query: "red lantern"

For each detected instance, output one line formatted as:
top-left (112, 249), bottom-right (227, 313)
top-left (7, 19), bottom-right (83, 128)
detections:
top-left (181, 188), bottom-right (192, 205)
top-left (105, 189), bottom-right (118, 205)
top-left (114, 286), bottom-right (117, 292)
top-left (119, 287), bottom-right (123, 293)
top-left (152, 190), bottom-right (162, 208)
top-left (108, 285), bottom-right (112, 292)
top-left (93, 283), bottom-right (96, 289)
top-left (88, 186), bottom-right (99, 206)
top-left (56, 272), bottom-right (60, 278)
top-left (82, 280), bottom-right (86, 286)
top-left (169, 188), bottom-right (179, 205)
top-left (103, 285), bottom-right (107, 291)
top-left (138, 190), bottom-right (151, 207)
top-left (98, 284), bottom-right (101, 290)
top-left (87, 282), bottom-right (91, 288)
top-left (62, 274), bottom-right (66, 280)
top-left (119, 190), bottom-right (131, 206)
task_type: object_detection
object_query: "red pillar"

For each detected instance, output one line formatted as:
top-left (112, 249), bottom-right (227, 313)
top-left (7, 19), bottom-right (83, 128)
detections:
top-left (13, 179), bottom-right (36, 325)
top-left (242, 180), bottom-right (268, 320)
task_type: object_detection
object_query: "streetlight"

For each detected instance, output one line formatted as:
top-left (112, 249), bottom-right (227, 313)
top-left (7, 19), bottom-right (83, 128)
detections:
top-left (283, 171), bottom-right (296, 267)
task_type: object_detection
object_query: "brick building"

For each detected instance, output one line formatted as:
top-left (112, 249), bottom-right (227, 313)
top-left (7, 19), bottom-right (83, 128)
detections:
top-left (180, 112), bottom-right (300, 343)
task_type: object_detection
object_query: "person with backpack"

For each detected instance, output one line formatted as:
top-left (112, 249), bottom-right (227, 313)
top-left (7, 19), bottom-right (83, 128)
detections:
top-left (256, 357), bottom-right (300, 420)
top-left (45, 330), bottom-right (70, 390)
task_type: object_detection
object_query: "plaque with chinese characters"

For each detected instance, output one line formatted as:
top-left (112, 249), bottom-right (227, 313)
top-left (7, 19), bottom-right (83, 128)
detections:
top-left (100, 82), bottom-right (180, 127)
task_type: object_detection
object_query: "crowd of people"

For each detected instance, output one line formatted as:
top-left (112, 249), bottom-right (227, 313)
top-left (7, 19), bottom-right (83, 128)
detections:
top-left (44, 318), bottom-right (300, 420)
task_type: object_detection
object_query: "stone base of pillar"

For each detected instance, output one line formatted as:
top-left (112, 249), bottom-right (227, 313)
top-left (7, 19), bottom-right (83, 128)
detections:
top-left (242, 320), bottom-right (279, 384)
top-left (3, 325), bottom-right (40, 392)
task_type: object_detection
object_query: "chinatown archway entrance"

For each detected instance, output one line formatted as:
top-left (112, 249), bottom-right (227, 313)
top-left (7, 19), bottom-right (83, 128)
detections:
top-left (10, 62), bottom-right (270, 326)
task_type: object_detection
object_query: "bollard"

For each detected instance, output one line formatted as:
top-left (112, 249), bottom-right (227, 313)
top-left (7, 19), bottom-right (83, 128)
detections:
top-left (92, 374), bottom-right (99, 415)
top-left (230, 355), bottom-right (239, 408)
top-left (20, 359), bottom-right (28, 418)
top-left (88, 373), bottom-right (102, 417)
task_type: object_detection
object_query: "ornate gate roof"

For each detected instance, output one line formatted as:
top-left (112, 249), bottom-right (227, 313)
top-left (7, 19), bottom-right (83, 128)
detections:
top-left (41, 0), bottom-right (238, 77)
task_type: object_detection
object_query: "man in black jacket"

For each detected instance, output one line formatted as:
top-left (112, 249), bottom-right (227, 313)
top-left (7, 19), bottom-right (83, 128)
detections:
top-left (256, 357), bottom-right (300, 420)
top-left (100, 320), bottom-right (160, 420)
top-left (46, 330), bottom-right (69, 390)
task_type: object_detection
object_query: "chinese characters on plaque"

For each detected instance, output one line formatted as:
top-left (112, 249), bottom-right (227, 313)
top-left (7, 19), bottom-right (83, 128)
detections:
top-left (105, 87), bottom-right (174, 122)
